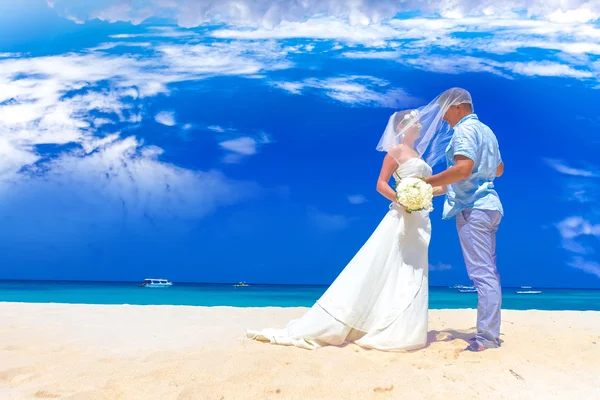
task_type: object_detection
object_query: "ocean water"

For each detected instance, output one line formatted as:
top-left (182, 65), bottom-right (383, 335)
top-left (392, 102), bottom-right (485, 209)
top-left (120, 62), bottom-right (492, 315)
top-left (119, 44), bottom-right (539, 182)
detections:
top-left (1, 280), bottom-right (599, 310)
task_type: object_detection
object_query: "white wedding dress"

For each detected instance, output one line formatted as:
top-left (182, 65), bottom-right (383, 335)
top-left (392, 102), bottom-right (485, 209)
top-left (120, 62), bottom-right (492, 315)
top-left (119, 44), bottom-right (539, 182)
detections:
top-left (247, 158), bottom-right (432, 351)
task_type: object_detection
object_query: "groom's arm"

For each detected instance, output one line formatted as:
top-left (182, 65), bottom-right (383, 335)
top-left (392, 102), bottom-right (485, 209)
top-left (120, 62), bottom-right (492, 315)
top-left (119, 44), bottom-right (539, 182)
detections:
top-left (424, 156), bottom-right (474, 187)
top-left (496, 161), bottom-right (504, 177)
top-left (495, 146), bottom-right (504, 177)
top-left (425, 124), bottom-right (477, 187)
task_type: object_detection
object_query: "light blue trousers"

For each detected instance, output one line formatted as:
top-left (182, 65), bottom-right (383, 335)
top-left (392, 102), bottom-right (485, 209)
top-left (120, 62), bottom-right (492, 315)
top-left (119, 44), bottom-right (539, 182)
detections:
top-left (456, 208), bottom-right (502, 348)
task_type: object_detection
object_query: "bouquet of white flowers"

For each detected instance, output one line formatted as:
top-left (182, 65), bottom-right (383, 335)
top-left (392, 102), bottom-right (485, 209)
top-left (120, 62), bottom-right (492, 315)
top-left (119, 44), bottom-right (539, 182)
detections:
top-left (395, 177), bottom-right (434, 213)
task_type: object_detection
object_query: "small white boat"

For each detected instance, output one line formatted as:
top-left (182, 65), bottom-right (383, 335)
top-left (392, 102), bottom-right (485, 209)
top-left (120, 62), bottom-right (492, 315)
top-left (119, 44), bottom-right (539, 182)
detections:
top-left (453, 284), bottom-right (475, 293)
top-left (450, 285), bottom-right (475, 290)
top-left (139, 278), bottom-right (173, 288)
top-left (516, 290), bottom-right (542, 295)
top-left (233, 281), bottom-right (249, 287)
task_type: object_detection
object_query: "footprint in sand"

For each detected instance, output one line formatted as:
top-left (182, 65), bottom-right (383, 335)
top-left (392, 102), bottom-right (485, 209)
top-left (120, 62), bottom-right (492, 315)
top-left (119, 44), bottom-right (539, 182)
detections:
top-left (0, 366), bottom-right (45, 385)
top-left (373, 385), bottom-right (394, 393)
top-left (452, 347), bottom-right (464, 359)
top-left (436, 332), bottom-right (454, 341)
top-left (99, 358), bottom-right (125, 364)
top-left (34, 391), bottom-right (61, 398)
top-left (443, 374), bottom-right (457, 382)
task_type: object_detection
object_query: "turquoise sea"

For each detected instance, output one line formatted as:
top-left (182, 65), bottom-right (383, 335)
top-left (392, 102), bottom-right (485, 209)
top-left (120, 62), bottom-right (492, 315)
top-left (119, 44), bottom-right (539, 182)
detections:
top-left (1, 280), bottom-right (599, 310)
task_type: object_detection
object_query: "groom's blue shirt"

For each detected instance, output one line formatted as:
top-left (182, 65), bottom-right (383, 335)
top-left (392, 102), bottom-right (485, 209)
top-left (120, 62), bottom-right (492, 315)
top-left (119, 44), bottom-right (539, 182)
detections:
top-left (443, 114), bottom-right (503, 220)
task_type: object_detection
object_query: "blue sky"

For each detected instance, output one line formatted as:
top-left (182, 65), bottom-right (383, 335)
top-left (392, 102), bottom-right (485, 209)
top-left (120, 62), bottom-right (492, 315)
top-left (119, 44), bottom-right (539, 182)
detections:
top-left (0, 0), bottom-right (599, 288)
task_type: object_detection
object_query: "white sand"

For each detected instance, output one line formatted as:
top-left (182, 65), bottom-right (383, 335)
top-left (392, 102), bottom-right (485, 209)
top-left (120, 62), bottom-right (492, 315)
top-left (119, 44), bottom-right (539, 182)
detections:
top-left (0, 303), bottom-right (598, 399)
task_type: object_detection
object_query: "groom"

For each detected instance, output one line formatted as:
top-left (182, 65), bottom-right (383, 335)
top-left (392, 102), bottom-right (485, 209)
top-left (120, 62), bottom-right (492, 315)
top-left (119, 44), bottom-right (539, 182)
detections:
top-left (424, 88), bottom-right (504, 352)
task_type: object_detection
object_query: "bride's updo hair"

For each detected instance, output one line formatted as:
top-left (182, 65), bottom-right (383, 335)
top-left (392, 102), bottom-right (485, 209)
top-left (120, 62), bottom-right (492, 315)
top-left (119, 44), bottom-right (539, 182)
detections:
top-left (393, 109), bottom-right (418, 133)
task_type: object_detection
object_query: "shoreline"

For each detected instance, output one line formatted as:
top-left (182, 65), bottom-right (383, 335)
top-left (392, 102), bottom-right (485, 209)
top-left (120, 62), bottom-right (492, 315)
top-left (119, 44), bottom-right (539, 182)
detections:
top-left (1, 303), bottom-right (599, 399)
top-left (2, 301), bottom-right (600, 312)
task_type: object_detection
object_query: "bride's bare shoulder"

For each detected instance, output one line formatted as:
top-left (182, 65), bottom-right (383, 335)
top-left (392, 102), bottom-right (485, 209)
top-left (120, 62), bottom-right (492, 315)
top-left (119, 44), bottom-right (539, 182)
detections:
top-left (389, 144), bottom-right (415, 164)
top-left (388, 143), bottom-right (407, 155)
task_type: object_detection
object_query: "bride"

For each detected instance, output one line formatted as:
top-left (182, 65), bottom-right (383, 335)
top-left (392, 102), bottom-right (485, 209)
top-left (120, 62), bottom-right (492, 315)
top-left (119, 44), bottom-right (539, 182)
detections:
top-left (246, 92), bottom-right (457, 351)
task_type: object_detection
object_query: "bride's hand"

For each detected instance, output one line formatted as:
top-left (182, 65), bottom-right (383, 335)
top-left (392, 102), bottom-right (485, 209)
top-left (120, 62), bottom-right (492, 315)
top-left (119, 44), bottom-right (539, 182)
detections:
top-left (392, 201), bottom-right (407, 212)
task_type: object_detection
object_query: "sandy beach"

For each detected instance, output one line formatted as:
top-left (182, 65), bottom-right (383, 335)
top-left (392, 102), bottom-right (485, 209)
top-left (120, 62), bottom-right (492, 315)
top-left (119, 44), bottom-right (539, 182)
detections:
top-left (0, 303), bottom-right (598, 399)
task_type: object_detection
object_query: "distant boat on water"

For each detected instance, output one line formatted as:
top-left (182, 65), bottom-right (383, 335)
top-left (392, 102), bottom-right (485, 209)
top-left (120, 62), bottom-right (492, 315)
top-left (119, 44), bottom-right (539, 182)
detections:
top-left (450, 284), bottom-right (474, 289)
top-left (138, 278), bottom-right (173, 288)
top-left (516, 286), bottom-right (542, 294)
top-left (233, 281), bottom-right (249, 287)
top-left (451, 284), bottom-right (476, 293)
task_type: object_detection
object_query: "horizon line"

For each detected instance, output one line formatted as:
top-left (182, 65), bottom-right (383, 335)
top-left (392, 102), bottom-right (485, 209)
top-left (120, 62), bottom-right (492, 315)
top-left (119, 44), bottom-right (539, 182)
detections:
top-left (1, 278), bottom-right (599, 290)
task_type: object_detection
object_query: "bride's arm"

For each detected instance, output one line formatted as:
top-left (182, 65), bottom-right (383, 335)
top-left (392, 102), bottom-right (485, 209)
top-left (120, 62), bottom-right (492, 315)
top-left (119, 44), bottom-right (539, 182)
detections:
top-left (376, 154), bottom-right (399, 202)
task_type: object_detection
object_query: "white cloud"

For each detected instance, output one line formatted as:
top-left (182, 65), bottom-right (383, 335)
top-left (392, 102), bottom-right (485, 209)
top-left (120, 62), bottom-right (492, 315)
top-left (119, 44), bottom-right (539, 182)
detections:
top-left (155, 111), bottom-right (177, 126)
top-left (521, 41), bottom-right (600, 56)
top-left (208, 125), bottom-right (226, 133)
top-left (557, 217), bottom-right (600, 240)
top-left (567, 182), bottom-right (599, 204)
top-left (308, 207), bottom-right (356, 232)
top-left (213, 17), bottom-right (401, 46)
top-left (272, 76), bottom-right (418, 107)
top-left (0, 53), bottom-right (22, 58)
top-left (505, 61), bottom-right (594, 78)
top-left (401, 55), bottom-right (511, 77)
top-left (0, 136), bottom-right (264, 245)
top-left (218, 133), bottom-right (272, 163)
top-left (344, 51), bottom-right (596, 79)
top-left (93, 118), bottom-right (114, 127)
top-left (342, 50), bottom-right (401, 60)
top-left (0, 137), bottom-right (39, 179)
top-left (547, 8), bottom-right (599, 24)
top-left (556, 216), bottom-right (600, 278)
top-left (90, 2), bottom-right (151, 25)
top-left (550, 158), bottom-right (600, 280)
top-left (544, 159), bottom-right (600, 204)
top-left (219, 137), bottom-right (258, 155)
top-left (154, 41), bottom-right (292, 79)
top-left (568, 258), bottom-right (600, 278)
top-left (66, 14), bottom-right (85, 24)
top-left (430, 263), bottom-right (452, 271)
top-left (109, 27), bottom-right (198, 39)
top-left (347, 194), bottom-right (367, 204)
top-left (211, 13), bottom-right (600, 81)
top-left (0, 32), bottom-right (296, 239)
top-left (88, 42), bottom-right (153, 51)
top-left (222, 153), bottom-right (245, 164)
top-left (0, 36), bottom-right (293, 180)
top-left (0, 78), bottom-right (139, 182)
top-left (211, 14), bottom-right (600, 79)
top-left (272, 81), bottom-right (304, 94)
top-left (49, 1), bottom-right (600, 29)
top-left (544, 158), bottom-right (599, 177)
top-left (44, 2), bottom-right (600, 83)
